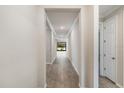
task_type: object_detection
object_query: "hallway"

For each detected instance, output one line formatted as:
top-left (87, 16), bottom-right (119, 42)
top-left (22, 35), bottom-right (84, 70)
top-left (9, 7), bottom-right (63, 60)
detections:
top-left (46, 52), bottom-right (79, 88)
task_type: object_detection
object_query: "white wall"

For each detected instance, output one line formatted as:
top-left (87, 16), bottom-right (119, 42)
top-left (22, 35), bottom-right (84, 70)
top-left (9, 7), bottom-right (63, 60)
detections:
top-left (46, 22), bottom-right (52, 64)
top-left (46, 20), bottom-right (57, 64)
top-left (80, 6), bottom-right (98, 88)
top-left (69, 16), bottom-right (81, 77)
top-left (46, 16), bottom-right (57, 64)
top-left (67, 36), bottom-right (72, 61)
top-left (0, 6), bottom-right (46, 88)
top-left (51, 32), bottom-right (57, 63)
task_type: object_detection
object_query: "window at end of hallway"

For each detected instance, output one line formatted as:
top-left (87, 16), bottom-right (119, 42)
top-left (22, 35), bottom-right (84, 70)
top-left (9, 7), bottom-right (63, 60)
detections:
top-left (57, 42), bottom-right (66, 51)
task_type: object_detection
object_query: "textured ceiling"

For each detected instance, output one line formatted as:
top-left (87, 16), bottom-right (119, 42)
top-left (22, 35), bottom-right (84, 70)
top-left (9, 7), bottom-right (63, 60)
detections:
top-left (99, 5), bottom-right (123, 18)
top-left (46, 9), bottom-right (79, 38)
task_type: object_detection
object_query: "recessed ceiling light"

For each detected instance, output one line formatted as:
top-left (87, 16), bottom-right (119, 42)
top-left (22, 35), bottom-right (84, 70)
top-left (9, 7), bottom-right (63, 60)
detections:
top-left (60, 26), bottom-right (65, 30)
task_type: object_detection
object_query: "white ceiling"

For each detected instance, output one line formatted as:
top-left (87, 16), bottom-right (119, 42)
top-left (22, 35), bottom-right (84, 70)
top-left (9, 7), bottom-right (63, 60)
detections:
top-left (99, 5), bottom-right (123, 18)
top-left (46, 9), bottom-right (79, 38)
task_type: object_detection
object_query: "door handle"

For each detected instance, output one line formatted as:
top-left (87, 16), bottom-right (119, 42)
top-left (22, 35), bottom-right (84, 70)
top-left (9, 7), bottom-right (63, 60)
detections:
top-left (112, 57), bottom-right (116, 60)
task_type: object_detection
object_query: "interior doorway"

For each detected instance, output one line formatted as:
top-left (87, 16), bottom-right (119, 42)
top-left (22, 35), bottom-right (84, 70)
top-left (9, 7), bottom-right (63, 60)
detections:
top-left (99, 6), bottom-right (119, 87)
top-left (103, 17), bottom-right (116, 82)
top-left (99, 17), bottom-right (117, 87)
top-left (45, 8), bottom-right (80, 88)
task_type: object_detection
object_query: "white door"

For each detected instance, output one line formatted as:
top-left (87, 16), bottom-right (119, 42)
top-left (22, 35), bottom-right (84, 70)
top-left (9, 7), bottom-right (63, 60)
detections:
top-left (103, 17), bottom-right (116, 82)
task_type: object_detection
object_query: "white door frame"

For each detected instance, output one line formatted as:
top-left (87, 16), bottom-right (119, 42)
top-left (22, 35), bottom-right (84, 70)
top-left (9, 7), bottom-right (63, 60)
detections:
top-left (93, 6), bottom-right (99, 88)
top-left (123, 8), bottom-right (124, 88)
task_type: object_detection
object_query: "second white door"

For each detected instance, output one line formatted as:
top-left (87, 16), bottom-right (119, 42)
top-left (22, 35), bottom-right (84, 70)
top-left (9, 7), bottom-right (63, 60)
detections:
top-left (103, 16), bottom-right (116, 82)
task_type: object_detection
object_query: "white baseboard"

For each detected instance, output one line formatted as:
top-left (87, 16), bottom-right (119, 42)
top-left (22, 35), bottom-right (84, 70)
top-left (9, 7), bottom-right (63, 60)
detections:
top-left (46, 56), bottom-right (56, 88)
top-left (70, 62), bottom-right (81, 88)
top-left (46, 61), bottom-right (52, 64)
top-left (116, 83), bottom-right (123, 88)
top-left (71, 61), bottom-right (79, 76)
top-left (46, 63), bottom-right (52, 64)
top-left (67, 56), bottom-right (72, 62)
top-left (51, 55), bottom-right (56, 64)
top-left (67, 56), bottom-right (80, 87)
top-left (46, 55), bottom-right (56, 65)
top-left (78, 81), bottom-right (81, 88)
top-left (44, 83), bottom-right (47, 88)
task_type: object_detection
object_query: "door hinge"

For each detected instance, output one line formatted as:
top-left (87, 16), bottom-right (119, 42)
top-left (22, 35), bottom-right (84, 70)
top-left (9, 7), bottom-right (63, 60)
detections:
top-left (112, 57), bottom-right (116, 60)
top-left (104, 68), bottom-right (106, 70)
top-left (104, 40), bottom-right (106, 43)
top-left (104, 54), bottom-right (106, 57)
